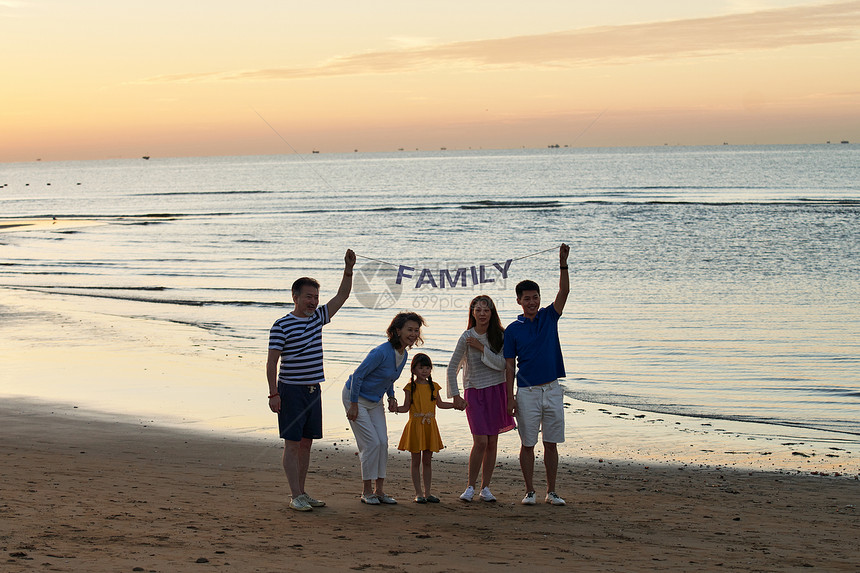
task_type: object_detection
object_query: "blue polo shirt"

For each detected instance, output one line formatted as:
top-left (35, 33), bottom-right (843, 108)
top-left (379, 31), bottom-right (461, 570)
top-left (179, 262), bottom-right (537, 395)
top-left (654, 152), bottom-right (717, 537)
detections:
top-left (503, 304), bottom-right (565, 388)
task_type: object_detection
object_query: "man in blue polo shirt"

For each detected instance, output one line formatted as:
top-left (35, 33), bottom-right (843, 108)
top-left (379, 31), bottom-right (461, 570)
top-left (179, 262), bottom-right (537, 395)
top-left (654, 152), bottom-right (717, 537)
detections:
top-left (504, 243), bottom-right (569, 506)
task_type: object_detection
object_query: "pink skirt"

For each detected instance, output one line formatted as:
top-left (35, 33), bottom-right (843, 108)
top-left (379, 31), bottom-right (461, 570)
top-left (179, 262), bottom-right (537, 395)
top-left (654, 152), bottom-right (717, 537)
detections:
top-left (464, 382), bottom-right (516, 436)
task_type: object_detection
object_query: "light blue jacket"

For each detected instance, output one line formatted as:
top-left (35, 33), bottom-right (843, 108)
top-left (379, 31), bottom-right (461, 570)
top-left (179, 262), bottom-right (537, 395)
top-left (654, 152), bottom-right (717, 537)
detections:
top-left (346, 341), bottom-right (407, 403)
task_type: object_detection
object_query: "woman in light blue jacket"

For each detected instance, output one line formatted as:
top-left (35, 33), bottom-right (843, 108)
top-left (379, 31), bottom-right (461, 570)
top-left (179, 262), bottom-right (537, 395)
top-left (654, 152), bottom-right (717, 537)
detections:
top-left (343, 311), bottom-right (425, 505)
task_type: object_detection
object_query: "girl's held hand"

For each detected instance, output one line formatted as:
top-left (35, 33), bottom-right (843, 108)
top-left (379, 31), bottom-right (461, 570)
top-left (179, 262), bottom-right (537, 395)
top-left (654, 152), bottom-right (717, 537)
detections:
top-left (347, 402), bottom-right (359, 421)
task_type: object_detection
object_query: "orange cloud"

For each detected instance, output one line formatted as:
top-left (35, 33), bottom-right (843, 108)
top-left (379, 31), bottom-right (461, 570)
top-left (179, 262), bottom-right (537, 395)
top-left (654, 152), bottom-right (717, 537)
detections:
top-left (141, 1), bottom-right (860, 83)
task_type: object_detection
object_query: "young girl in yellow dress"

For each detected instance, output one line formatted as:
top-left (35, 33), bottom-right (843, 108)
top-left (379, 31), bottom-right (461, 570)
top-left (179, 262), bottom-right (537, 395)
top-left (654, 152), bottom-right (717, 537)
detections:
top-left (396, 353), bottom-right (457, 503)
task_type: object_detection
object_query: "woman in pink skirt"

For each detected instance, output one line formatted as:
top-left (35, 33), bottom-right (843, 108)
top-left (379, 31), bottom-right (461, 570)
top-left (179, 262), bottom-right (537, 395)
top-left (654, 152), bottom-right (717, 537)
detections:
top-left (447, 295), bottom-right (515, 502)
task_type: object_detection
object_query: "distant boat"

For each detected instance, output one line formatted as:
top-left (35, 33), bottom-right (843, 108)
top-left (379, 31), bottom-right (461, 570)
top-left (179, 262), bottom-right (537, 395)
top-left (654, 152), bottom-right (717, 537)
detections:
top-left (142, 156), bottom-right (150, 160)
top-left (312, 150), bottom-right (320, 154)
top-left (841, 140), bottom-right (849, 144)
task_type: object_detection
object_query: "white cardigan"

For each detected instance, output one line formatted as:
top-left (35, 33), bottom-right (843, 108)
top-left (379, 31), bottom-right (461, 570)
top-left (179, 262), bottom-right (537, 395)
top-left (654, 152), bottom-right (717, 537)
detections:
top-left (446, 328), bottom-right (506, 398)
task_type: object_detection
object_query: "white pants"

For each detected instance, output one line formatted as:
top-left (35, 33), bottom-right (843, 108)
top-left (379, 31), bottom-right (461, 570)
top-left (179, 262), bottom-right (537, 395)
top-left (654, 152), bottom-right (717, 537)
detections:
top-left (342, 385), bottom-right (388, 481)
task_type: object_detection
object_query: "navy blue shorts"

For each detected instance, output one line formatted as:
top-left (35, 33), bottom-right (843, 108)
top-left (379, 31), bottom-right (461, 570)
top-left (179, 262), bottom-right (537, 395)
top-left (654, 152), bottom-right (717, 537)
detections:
top-left (277, 383), bottom-right (323, 441)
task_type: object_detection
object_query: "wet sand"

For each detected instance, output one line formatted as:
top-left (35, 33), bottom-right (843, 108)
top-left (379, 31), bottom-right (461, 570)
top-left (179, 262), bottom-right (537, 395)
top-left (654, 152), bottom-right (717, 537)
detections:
top-left (1, 284), bottom-right (857, 479)
top-left (1, 400), bottom-right (858, 572)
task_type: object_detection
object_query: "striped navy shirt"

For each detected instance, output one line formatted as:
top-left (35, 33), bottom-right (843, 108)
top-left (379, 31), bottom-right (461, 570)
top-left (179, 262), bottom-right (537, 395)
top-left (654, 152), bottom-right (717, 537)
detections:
top-left (268, 305), bottom-right (331, 385)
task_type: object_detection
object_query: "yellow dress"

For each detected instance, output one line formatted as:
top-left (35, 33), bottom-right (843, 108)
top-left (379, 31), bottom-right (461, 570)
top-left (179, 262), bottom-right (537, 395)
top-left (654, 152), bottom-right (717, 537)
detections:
top-left (397, 381), bottom-right (444, 453)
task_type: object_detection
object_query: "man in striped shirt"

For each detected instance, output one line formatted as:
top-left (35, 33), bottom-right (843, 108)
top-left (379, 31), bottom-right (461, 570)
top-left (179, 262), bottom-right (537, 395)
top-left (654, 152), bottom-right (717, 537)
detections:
top-left (267, 249), bottom-right (356, 511)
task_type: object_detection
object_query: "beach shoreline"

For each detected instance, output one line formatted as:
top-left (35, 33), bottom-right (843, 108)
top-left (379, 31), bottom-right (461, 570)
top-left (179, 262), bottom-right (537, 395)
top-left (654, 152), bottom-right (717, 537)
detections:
top-left (1, 284), bottom-right (858, 478)
top-left (1, 399), bottom-right (857, 572)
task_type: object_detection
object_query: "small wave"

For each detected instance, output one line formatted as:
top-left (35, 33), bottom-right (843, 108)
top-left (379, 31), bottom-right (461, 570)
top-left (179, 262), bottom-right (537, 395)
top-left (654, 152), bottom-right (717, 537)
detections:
top-left (130, 213), bottom-right (243, 219)
top-left (796, 386), bottom-right (860, 398)
top-left (364, 205), bottom-right (450, 213)
top-left (133, 190), bottom-right (278, 197)
top-left (576, 199), bottom-right (860, 207)
top-left (6, 286), bottom-right (283, 308)
top-left (5, 285), bottom-right (168, 291)
top-left (637, 185), bottom-right (753, 190)
top-left (8, 199), bottom-right (857, 222)
top-left (1, 214), bottom-right (252, 221)
top-left (768, 384), bottom-right (860, 397)
top-left (797, 198), bottom-right (860, 205)
top-left (460, 200), bottom-right (563, 210)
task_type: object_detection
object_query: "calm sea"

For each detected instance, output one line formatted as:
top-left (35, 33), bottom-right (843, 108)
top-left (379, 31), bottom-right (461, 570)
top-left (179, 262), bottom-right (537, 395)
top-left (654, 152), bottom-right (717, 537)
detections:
top-left (2, 145), bottom-right (859, 437)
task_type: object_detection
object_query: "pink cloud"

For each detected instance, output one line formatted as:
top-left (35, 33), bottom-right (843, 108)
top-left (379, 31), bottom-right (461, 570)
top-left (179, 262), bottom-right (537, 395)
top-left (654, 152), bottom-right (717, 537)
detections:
top-left (142, 1), bottom-right (860, 83)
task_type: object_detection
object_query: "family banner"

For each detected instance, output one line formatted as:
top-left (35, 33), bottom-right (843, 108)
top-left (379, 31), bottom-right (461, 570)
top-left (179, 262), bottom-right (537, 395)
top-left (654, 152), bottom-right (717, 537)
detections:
top-left (355, 246), bottom-right (558, 290)
top-left (396, 259), bottom-right (513, 289)
top-left (353, 247), bottom-right (558, 309)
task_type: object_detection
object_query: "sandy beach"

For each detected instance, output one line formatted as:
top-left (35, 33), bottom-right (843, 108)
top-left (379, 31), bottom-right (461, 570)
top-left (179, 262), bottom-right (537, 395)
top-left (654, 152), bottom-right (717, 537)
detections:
top-left (1, 400), bottom-right (858, 572)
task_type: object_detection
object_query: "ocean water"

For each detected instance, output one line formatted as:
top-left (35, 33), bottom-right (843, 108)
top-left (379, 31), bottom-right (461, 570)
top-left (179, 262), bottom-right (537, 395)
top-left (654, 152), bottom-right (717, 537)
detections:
top-left (2, 144), bottom-right (859, 441)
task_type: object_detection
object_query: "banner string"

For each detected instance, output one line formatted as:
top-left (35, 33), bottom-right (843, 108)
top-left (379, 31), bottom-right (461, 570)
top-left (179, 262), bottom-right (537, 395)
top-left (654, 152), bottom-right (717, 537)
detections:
top-left (510, 246), bottom-right (559, 261)
top-left (252, 107), bottom-right (338, 193)
top-left (355, 246), bottom-right (558, 268)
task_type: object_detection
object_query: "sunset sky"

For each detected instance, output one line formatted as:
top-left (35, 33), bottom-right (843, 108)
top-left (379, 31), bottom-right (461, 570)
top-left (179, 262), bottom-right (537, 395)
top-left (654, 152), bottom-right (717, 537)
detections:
top-left (2, 0), bottom-right (859, 161)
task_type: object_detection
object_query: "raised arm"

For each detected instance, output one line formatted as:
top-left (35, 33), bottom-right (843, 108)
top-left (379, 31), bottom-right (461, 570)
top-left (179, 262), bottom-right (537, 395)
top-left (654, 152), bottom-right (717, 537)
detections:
top-left (326, 248), bottom-right (356, 317)
top-left (553, 243), bottom-right (570, 316)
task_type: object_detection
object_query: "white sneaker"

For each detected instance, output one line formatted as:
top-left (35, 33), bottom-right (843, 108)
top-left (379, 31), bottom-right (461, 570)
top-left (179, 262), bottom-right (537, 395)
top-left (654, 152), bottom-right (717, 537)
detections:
top-left (459, 485), bottom-right (475, 502)
top-left (521, 491), bottom-right (536, 505)
top-left (545, 491), bottom-right (566, 506)
top-left (289, 496), bottom-right (313, 512)
top-left (479, 487), bottom-right (496, 502)
top-left (300, 493), bottom-right (326, 508)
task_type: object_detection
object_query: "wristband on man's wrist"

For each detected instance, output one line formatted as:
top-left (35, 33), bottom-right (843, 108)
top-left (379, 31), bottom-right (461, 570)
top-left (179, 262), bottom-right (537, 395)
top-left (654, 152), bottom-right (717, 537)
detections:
top-left (268, 393), bottom-right (279, 399)
top-left (560, 265), bottom-right (569, 270)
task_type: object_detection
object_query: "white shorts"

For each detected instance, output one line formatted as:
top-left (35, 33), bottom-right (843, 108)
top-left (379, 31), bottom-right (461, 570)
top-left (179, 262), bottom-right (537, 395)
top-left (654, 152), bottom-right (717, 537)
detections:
top-left (515, 379), bottom-right (565, 447)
